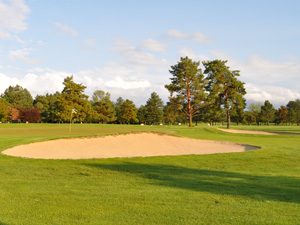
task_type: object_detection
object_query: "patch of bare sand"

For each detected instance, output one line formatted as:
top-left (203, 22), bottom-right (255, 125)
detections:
top-left (218, 128), bottom-right (278, 135)
top-left (2, 133), bottom-right (259, 159)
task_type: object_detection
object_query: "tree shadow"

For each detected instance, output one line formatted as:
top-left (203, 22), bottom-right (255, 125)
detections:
top-left (85, 162), bottom-right (300, 204)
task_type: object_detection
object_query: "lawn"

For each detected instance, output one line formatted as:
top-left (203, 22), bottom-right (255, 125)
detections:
top-left (0, 124), bottom-right (300, 224)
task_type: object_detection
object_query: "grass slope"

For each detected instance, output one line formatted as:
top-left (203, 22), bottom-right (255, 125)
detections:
top-left (0, 124), bottom-right (300, 224)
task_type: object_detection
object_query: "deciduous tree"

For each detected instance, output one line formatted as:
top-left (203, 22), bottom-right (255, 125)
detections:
top-left (19, 107), bottom-right (41, 123)
top-left (260, 100), bottom-right (275, 125)
top-left (0, 98), bottom-right (9, 122)
top-left (1, 85), bottom-right (33, 109)
top-left (275, 105), bottom-right (288, 125)
top-left (91, 90), bottom-right (116, 123)
top-left (163, 101), bottom-right (180, 125)
top-left (137, 105), bottom-right (147, 124)
top-left (120, 99), bottom-right (138, 124)
top-left (287, 99), bottom-right (300, 125)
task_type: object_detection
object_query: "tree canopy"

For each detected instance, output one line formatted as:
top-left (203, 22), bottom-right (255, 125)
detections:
top-left (203, 60), bottom-right (246, 129)
top-left (56, 76), bottom-right (91, 123)
top-left (1, 85), bottom-right (33, 109)
top-left (165, 56), bottom-right (206, 127)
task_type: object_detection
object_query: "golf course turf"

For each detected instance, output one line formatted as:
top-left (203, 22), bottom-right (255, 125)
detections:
top-left (0, 124), bottom-right (300, 224)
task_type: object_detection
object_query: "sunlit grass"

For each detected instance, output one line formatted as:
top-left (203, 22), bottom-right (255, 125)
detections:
top-left (0, 124), bottom-right (300, 224)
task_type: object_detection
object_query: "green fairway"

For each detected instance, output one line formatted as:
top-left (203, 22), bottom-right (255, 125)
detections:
top-left (219, 124), bottom-right (300, 134)
top-left (0, 124), bottom-right (300, 224)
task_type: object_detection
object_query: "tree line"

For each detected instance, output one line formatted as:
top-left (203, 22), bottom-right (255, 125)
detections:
top-left (0, 57), bottom-right (299, 127)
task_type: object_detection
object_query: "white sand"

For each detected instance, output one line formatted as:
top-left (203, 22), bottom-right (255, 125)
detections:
top-left (2, 133), bottom-right (258, 159)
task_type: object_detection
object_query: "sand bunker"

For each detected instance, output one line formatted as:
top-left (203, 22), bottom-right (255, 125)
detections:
top-left (2, 133), bottom-right (259, 159)
top-left (219, 129), bottom-right (278, 135)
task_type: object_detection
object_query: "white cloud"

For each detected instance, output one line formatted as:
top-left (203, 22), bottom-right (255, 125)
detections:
top-left (0, 0), bottom-right (30, 38)
top-left (209, 50), bottom-right (300, 107)
top-left (178, 47), bottom-right (197, 59)
top-left (54, 22), bottom-right (78, 36)
top-left (0, 73), bottom-right (19, 92)
top-left (113, 39), bottom-right (169, 72)
top-left (104, 76), bottom-right (151, 90)
top-left (245, 83), bottom-right (300, 107)
top-left (167, 29), bottom-right (211, 43)
top-left (9, 48), bottom-right (43, 64)
top-left (140, 39), bottom-right (167, 54)
top-left (210, 50), bottom-right (300, 89)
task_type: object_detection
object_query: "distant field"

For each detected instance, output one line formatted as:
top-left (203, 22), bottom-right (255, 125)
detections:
top-left (0, 124), bottom-right (300, 224)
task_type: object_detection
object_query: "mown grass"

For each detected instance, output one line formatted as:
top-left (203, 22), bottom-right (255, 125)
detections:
top-left (0, 123), bottom-right (300, 224)
top-left (220, 124), bottom-right (300, 133)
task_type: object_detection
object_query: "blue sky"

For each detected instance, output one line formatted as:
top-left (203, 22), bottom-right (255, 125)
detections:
top-left (0, 0), bottom-right (300, 107)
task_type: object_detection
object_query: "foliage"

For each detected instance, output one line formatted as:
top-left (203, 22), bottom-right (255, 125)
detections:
top-left (137, 105), bottom-right (147, 124)
top-left (1, 85), bottom-right (33, 109)
top-left (18, 107), bottom-right (42, 123)
top-left (203, 60), bottom-right (246, 129)
top-left (114, 97), bottom-right (125, 124)
top-left (91, 90), bottom-right (116, 123)
top-left (244, 111), bottom-right (256, 125)
top-left (287, 99), bottom-right (300, 125)
top-left (163, 101), bottom-right (180, 125)
top-left (56, 76), bottom-right (91, 122)
top-left (120, 99), bottom-right (138, 124)
top-left (34, 92), bottom-right (60, 122)
top-left (7, 107), bottom-right (19, 121)
top-left (260, 100), bottom-right (275, 125)
top-left (0, 98), bottom-right (9, 122)
top-left (145, 92), bottom-right (164, 124)
top-left (275, 105), bottom-right (288, 125)
top-left (165, 57), bottom-right (206, 127)
top-left (247, 103), bottom-right (262, 125)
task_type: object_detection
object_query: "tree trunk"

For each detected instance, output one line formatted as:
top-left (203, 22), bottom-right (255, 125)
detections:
top-left (189, 116), bottom-right (193, 127)
top-left (227, 110), bottom-right (231, 129)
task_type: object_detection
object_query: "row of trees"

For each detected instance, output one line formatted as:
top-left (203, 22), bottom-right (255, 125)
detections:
top-left (0, 57), bottom-right (299, 127)
top-left (244, 100), bottom-right (300, 126)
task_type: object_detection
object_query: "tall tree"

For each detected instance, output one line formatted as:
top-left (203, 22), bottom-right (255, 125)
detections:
top-left (91, 90), bottom-right (116, 123)
top-left (247, 103), bottom-right (262, 125)
top-left (120, 99), bottom-right (138, 124)
top-left (163, 101), bottom-right (180, 125)
top-left (1, 85), bottom-right (33, 109)
top-left (203, 59), bottom-right (246, 129)
top-left (275, 105), bottom-right (288, 125)
top-left (114, 97), bottom-right (125, 124)
top-left (165, 56), bottom-right (206, 127)
top-left (0, 98), bottom-right (9, 122)
top-left (287, 99), bottom-right (300, 125)
top-left (137, 105), bottom-right (147, 124)
top-left (260, 100), bottom-right (275, 126)
top-left (145, 92), bottom-right (164, 125)
top-left (56, 76), bottom-right (91, 123)
top-left (34, 92), bottom-right (60, 122)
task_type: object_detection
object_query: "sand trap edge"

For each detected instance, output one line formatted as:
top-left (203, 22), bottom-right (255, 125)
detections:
top-left (1, 132), bottom-right (260, 160)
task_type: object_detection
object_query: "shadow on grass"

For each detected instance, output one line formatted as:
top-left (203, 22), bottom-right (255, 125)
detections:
top-left (86, 162), bottom-right (300, 204)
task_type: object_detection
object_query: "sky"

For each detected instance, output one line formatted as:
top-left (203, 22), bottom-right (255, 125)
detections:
top-left (0, 0), bottom-right (300, 108)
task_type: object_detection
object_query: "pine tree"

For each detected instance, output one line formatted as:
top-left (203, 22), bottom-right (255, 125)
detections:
top-left (203, 60), bottom-right (246, 129)
top-left (165, 56), bottom-right (206, 127)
